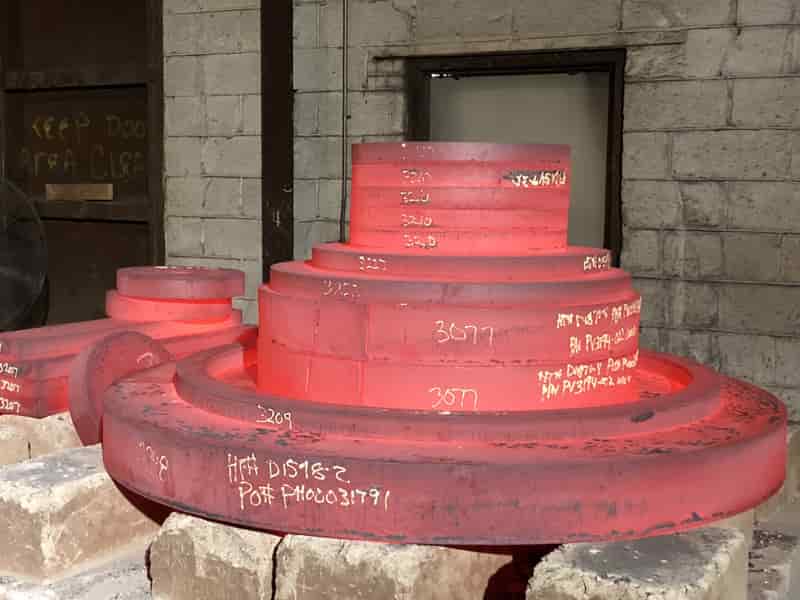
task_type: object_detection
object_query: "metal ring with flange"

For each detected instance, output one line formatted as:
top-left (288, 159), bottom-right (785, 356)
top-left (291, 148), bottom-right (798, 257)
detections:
top-left (100, 342), bottom-right (786, 545)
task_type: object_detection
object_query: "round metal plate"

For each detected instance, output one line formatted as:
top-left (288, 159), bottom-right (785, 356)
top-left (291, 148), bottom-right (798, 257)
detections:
top-left (101, 344), bottom-right (786, 545)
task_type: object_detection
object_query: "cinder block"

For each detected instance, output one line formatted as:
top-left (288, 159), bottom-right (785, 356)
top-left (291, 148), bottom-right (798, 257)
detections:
top-left (681, 182), bottom-right (727, 227)
top-left (0, 414), bottom-right (82, 467)
top-left (620, 229), bottom-right (661, 276)
top-left (665, 329), bottom-right (714, 367)
top-left (242, 178), bottom-right (262, 219)
top-left (623, 132), bottom-right (670, 179)
top-left (716, 333), bottom-right (776, 386)
top-left (203, 53), bottom-right (260, 95)
top-left (527, 528), bottom-right (747, 600)
top-left (719, 283), bottom-right (800, 335)
top-left (318, 179), bottom-right (344, 221)
top-left (294, 93), bottom-right (319, 136)
top-left (348, 91), bottom-right (405, 136)
top-left (203, 178), bottom-right (242, 217)
top-left (294, 180), bottom-right (319, 222)
top-left (670, 281), bottom-right (719, 329)
top-left (622, 181), bottom-right (682, 229)
top-left (514, 0), bottom-right (619, 35)
top-left (198, 11), bottom-right (242, 54)
top-left (165, 137), bottom-right (203, 177)
top-left (294, 220), bottom-right (340, 260)
top-left (165, 0), bottom-right (258, 13)
top-left (672, 131), bottom-right (792, 180)
top-left (624, 81), bottom-right (728, 130)
top-left (203, 137), bottom-right (261, 177)
top-left (663, 231), bottom-right (723, 279)
top-left (242, 94), bottom-right (260, 134)
top-left (776, 337), bottom-right (800, 390)
top-left (685, 28), bottom-right (736, 77)
top-left (415, 0), bottom-right (511, 40)
top-left (294, 4), bottom-right (319, 48)
top-left (294, 48), bottom-right (342, 92)
top-left (240, 9), bottom-right (260, 52)
top-left (166, 177), bottom-right (205, 216)
top-left (150, 513), bottom-right (280, 600)
top-left (164, 56), bottom-right (202, 97)
top-left (166, 216), bottom-right (204, 257)
top-left (625, 45), bottom-right (686, 79)
top-left (294, 137), bottom-right (342, 179)
top-left (318, 0), bottom-right (343, 47)
top-left (274, 534), bottom-right (511, 600)
top-left (781, 236), bottom-right (800, 282)
top-left (350, 0), bottom-right (416, 45)
top-left (164, 13), bottom-right (201, 55)
top-left (166, 96), bottom-right (206, 137)
top-left (739, 0), bottom-right (800, 24)
top-left (722, 233), bottom-right (781, 282)
top-left (639, 326), bottom-right (662, 351)
top-left (0, 446), bottom-right (161, 579)
top-left (633, 278), bottom-right (668, 327)
top-left (203, 218), bottom-right (261, 260)
top-left (723, 28), bottom-right (793, 76)
top-left (733, 78), bottom-right (800, 127)
top-left (623, 0), bottom-right (734, 27)
top-left (729, 182), bottom-right (800, 231)
top-left (207, 95), bottom-right (243, 136)
top-left (318, 92), bottom-right (343, 136)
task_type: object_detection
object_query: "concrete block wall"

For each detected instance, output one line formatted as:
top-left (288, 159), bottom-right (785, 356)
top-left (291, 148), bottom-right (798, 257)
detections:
top-left (162, 0), bottom-right (262, 323)
top-left (292, 0), bottom-right (800, 405)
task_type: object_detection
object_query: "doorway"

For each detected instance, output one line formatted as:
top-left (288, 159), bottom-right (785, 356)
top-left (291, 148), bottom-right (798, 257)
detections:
top-left (0, 0), bottom-right (164, 324)
top-left (406, 49), bottom-right (625, 259)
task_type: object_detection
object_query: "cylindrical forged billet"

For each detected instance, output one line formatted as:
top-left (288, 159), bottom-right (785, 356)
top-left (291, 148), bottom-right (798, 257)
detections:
top-left (117, 266), bottom-right (245, 300)
top-left (310, 244), bottom-right (612, 280)
top-left (101, 344), bottom-right (786, 545)
top-left (351, 143), bottom-right (571, 254)
top-left (105, 291), bottom-right (233, 323)
top-left (69, 332), bottom-right (172, 445)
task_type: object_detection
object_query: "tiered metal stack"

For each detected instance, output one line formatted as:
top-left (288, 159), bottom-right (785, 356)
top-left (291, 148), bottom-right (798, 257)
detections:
top-left (98, 143), bottom-right (786, 545)
top-left (0, 266), bottom-right (253, 419)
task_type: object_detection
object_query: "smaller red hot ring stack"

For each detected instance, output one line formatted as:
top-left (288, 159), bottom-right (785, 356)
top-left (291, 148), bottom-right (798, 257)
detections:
top-left (0, 266), bottom-right (251, 419)
top-left (100, 143), bottom-right (786, 545)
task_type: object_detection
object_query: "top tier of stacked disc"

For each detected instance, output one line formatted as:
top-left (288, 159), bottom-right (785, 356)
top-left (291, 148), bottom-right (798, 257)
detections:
top-left (350, 142), bottom-right (570, 254)
top-left (259, 143), bottom-right (641, 412)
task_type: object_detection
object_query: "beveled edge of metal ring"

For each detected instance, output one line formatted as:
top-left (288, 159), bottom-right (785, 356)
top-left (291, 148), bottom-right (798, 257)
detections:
top-left (173, 345), bottom-right (723, 443)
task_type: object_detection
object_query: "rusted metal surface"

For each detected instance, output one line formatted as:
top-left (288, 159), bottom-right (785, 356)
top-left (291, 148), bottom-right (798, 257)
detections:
top-left (96, 142), bottom-right (786, 543)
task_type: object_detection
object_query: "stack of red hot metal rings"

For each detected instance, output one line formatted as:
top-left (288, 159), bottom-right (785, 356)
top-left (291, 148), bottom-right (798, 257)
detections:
top-left (0, 266), bottom-right (252, 418)
top-left (99, 143), bottom-right (786, 545)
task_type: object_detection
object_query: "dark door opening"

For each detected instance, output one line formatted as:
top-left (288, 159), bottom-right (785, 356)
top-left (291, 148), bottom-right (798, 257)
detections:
top-left (0, 0), bottom-right (164, 325)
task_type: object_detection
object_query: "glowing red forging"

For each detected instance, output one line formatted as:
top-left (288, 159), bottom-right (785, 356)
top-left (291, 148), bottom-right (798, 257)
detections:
top-left (101, 342), bottom-right (785, 544)
top-left (105, 290), bottom-right (233, 322)
top-left (96, 142), bottom-right (785, 545)
top-left (117, 266), bottom-right (245, 300)
top-left (0, 266), bottom-right (248, 418)
top-left (69, 332), bottom-right (173, 445)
